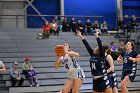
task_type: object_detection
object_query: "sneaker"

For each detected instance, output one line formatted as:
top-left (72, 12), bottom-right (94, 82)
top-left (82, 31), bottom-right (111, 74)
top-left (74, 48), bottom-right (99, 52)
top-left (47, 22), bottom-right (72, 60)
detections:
top-left (30, 85), bottom-right (33, 87)
top-left (36, 84), bottom-right (39, 87)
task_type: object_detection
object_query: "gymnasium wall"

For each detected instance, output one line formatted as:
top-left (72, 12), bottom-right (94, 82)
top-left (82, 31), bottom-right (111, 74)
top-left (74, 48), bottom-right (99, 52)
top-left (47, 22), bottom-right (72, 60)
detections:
top-left (27, 0), bottom-right (60, 28)
top-left (64, 0), bottom-right (117, 29)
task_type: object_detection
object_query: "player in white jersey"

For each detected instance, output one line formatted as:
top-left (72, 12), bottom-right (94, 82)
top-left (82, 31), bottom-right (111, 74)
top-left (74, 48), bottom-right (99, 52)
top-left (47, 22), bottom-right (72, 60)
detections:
top-left (54, 43), bottom-right (85, 93)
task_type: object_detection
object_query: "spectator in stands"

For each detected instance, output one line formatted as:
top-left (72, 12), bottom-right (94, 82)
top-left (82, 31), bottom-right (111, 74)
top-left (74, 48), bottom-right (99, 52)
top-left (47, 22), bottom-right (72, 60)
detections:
top-left (42, 21), bottom-right (51, 39)
top-left (77, 19), bottom-right (84, 35)
top-left (70, 17), bottom-right (77, 35)
top-left (117, 41), bottom-right (125, 52)
top-left (77, 31), bottom-right (112, 93)
top-left (0, 60), bottom-right (6, 73)
top-left (54, 16), bottom-right (62, 32)
top-left (54, 43), bottom-right (85, 93)
top-left (104, 45), bottom-right (118, 93)
top-left (92, 20), bottom-right (101, 35)
top-left (9, 62), bottom-right (24, 87)
top-left (101, 20), bottom-right (108, 34)
top-left (130, 15), bottom-right (139, 32)
top-left (51, 19), bottom-right (59, 36)
top-left (85, 19), bottom-right (92, 35)
top-left (62, 17), bottom-right (69, 32)
top-left (117, 41), bottom-right (140, 93)
top-left (22, 57), bottom-right (32, 78)
top-left (27, 65), bottom-right (39, 87)
top-left (117, 17), bottom-right (126, 33)
top-left (110, 41), bottom-right (118, 52)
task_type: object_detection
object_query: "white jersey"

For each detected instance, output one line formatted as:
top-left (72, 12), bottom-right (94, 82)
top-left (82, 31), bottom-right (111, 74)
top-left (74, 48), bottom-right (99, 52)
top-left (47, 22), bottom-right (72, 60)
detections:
top-left (60, 56), bottom-right (85, 80)
top-left (0, 61), bottom-right (4, 69)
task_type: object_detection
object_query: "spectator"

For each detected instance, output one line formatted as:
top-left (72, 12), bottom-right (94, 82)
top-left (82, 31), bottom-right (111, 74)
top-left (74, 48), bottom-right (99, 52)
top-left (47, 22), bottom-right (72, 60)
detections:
top-left (92, 20), bottom-right (101, 35)
top-left (9, 62), bottom-right (24, 87)
top-left (117, 17), bottom-right (126, 33)
top-left (118, 41), bottom-right (125, 52)
top-left (42, 21), bottom-right (51, 39)
top-left (70, 17), bottom-right (77, 34)
top-left (101, 21), bottom-right (108, 34)
top-left (77, 19), bottom-right (84, 35)
top-left (22, 57), bottom-right (32, 78)
top-left (27, 65), bottom-right (39, 87)
top-left (0, 60), bottom-right (6, 73)
top-left (85, 19), bottom-right (92, 35)
top-left (110, 41), bottom-right (118, 52)
top-left (50, 19), bottom-right (59, 36)
top-left (62, 17), bottom-right (69, 32)
top-left (130, 16), bottom-right (139, 32)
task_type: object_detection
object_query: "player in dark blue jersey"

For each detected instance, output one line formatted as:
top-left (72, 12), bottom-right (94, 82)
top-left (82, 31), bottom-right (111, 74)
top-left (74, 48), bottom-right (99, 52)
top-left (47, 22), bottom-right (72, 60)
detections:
top-left (104, 45), bottom-right (118, 93)
top-left (117, 41), bottom-right (140, 93)
top-left (77, 31), bottom-right (112, 93)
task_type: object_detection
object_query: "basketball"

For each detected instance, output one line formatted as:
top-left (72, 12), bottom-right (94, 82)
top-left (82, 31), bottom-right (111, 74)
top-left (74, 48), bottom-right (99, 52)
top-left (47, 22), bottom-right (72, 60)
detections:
top-left (55, 45), bottom-right (64, 56)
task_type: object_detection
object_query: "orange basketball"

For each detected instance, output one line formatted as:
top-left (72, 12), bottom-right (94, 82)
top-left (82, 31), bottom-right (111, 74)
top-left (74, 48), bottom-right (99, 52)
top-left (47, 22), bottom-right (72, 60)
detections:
top-left (55, 45), bottom-right (64, 56)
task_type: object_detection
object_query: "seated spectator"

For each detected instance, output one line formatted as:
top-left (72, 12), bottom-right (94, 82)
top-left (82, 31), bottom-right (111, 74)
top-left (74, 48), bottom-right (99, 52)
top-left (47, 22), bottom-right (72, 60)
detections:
top-left (9, 62), bottom-right (24, 87)
top-left (62, 17), bottom-right (69, 32)
top-left (117, 17), bottom-right (126, 33)
top-left (50, 19), bottom-right (59, 36)
top-left (70, 17), bottom-right (77, 34)
top-left (110, 41), bottom-right (118, 51)
top-left (22, 57), bottom-right (32, 78)
top-left (42, 21), bottom-right (51, 39)
top-left (0, 60), bottom-right (6, 73)
top-left (100, 20), bottom-right (108, 34)
top-left (27, 65), bottom-right (39, 87)
top-left (77, 19), bottom-right (84, 35)
top-left (92, 20), bottom-right (101, 35)
top-left (130, 15), bottom-right (139, 32)
top-left (117, 41), bottom-right (125, 52)
top-left (85, 19), bottom-right (92, 35)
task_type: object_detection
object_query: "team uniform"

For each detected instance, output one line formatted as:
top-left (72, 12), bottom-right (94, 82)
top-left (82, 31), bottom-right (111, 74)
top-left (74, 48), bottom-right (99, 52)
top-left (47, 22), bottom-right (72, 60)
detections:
top-left (59, 56), bottom-right (85, 80)
top-left (120, 50), bottom-right (138, 82)
top-left (82, 38), bottom-right (112, 92)
top-left (104, 55), bottom-right (118, 88)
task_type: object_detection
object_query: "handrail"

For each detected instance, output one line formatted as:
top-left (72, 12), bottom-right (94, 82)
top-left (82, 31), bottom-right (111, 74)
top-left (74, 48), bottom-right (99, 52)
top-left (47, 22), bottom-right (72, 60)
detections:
top-left (0, 15), bottom-right (103, 18)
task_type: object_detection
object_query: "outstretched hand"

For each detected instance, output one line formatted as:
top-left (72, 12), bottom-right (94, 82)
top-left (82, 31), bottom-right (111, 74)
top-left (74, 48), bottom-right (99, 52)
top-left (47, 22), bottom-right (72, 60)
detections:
top-left (94, 31), bottom-right (99, 38)
top-left (77, 30), bottom-right (82, 36)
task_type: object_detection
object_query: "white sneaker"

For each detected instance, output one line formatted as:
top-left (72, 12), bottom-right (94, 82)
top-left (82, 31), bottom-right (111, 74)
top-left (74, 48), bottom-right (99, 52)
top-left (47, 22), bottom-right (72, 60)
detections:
top-left (30, 85), bottom-right (33, 87)
top-left (36, 84), bottom-right (39, 87)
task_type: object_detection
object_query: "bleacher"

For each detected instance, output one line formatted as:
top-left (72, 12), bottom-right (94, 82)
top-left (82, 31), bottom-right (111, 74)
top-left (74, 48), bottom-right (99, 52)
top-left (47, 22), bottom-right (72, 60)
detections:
top-left (0, 28), bottom-right (140, 93)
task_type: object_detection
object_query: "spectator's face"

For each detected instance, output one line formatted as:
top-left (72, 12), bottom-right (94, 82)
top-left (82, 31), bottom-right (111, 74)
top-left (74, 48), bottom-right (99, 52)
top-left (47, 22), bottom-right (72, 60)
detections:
top-left (26, 60), bottom-right (30, 63)
top-left (78, 20), bottom-right (81, 23)
top-left (13, 64), bottom-right (18, 68)
top-left (29, 66), bottom-right (33, 70)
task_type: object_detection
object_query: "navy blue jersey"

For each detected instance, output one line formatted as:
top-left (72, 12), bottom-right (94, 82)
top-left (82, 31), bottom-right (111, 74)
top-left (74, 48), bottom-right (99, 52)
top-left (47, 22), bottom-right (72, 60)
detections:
top-left (104, 55), bottom-right (114, 74)
top-left (82, 38), bottom-right (106, 76)
top-left (121, 50), bottom-right (138, 75)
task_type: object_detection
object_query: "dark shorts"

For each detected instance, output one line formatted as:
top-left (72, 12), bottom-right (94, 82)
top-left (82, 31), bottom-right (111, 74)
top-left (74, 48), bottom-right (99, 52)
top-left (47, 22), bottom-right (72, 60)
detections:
top-left (121, 70), bottom-right (136, 82)
top-left (110, 75), bottom-right (118, 88)
top-left (93, 75), bottom-right (112, 92)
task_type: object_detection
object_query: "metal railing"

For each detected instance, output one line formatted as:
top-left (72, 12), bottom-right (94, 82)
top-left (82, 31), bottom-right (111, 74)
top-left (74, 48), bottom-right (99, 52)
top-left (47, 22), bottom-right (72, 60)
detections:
top-left (0, 15), bottom-right (104, 28)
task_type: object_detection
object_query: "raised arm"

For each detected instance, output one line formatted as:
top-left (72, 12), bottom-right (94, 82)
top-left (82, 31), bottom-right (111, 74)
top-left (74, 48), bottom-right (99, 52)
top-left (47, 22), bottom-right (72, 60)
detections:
top-left (77, 31), bottom-right (93, 56)
top-left (94, 32), bottom-right (105, 59)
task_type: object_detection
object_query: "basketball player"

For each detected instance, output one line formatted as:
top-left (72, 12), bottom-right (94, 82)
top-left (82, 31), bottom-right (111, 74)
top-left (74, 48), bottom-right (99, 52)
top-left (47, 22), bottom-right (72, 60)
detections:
top-left (104, 45), bottom-right (118, 93)
top-left (54, 43), bottom-right (85, 93)
top-left (77, 31), bottom-right (112, 93)
top-left (117, 41), bottom-right (140, 93)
